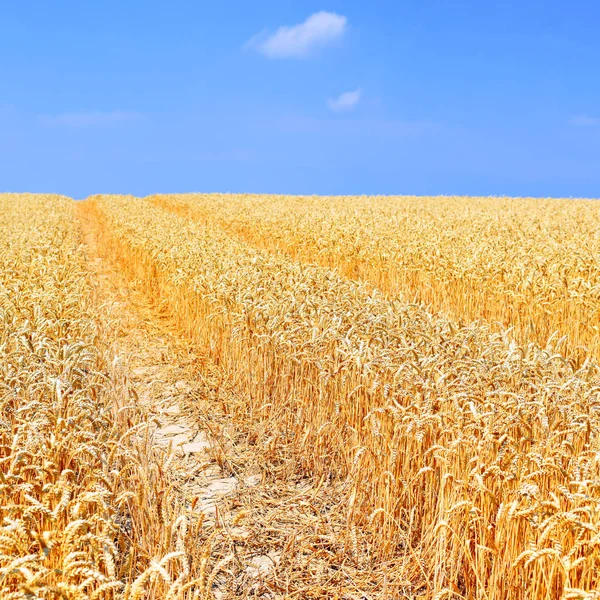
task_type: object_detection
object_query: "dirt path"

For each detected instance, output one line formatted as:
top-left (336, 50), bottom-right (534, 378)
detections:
top-left (78, 200), bottom-right (246, 516)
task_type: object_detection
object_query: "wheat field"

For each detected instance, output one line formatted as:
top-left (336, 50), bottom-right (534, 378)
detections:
top-left (2, 192), bottom-right (600, 599)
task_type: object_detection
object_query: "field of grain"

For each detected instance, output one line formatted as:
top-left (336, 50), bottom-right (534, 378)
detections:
top-left (2, 192), bottom-right (600, 599)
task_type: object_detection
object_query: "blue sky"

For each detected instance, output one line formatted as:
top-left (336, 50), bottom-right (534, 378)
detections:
top-left (1, 1), bottom-right (599, 198)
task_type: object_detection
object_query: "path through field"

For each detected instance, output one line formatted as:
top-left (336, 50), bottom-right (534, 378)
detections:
top-left (78, 201), bottom-right (239, 524)
top-left (76, 200), bottom-right (385, 599)
top-left (77, 202), bottom-right (265, 596)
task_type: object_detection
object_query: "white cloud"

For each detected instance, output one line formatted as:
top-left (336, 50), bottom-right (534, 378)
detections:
top-left (328, 88), bottom-right (362, 112)
top-left (569, 115), bottom-right (600, 127)
top-left (246, 11), bottom-right (347, 59)
top-left (40, 110), bottom-right (143, 128)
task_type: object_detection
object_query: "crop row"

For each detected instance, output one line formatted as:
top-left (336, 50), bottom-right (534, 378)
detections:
top-left (152, 193), bottom-right (600, 364)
